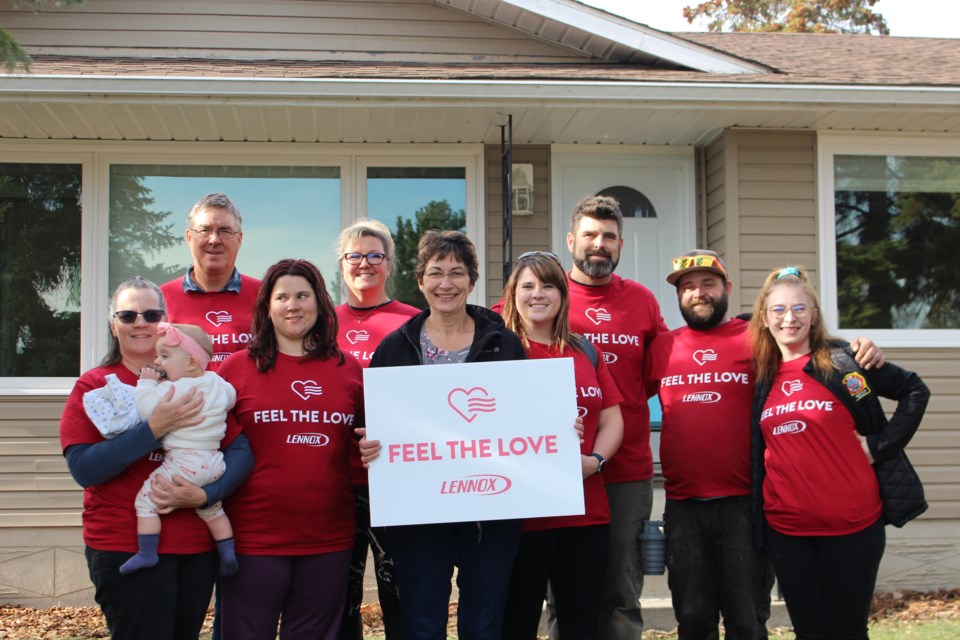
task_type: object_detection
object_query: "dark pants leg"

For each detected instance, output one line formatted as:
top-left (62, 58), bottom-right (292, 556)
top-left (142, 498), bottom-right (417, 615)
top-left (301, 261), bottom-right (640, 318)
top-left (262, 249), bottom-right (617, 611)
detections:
top-left (453, 519), bottom-right (523, 640)
top-left (665, 496), bottom-right (769, 640)
top-left (503, 531), bottom-right (556, 640)
top-left (221, 552), bottom-right (351, 640)
top-left (767, 518), bottom-right (885, 640)
top-left (86, 547), bottom-right (216, 640)
top-left (550, 525), bottom-right (609, 640)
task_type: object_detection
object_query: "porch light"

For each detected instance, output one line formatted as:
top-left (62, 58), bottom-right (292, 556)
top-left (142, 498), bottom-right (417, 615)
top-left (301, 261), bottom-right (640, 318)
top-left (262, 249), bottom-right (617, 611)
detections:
top-left (512, 164), bottom-right (534, 216)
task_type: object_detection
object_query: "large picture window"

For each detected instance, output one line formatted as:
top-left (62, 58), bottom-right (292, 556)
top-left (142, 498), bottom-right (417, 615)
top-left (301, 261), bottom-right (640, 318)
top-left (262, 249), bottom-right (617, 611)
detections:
top-left (0, 163), bottom-right (82, 377)
top-left (820, 135), bottom-right (960, 346)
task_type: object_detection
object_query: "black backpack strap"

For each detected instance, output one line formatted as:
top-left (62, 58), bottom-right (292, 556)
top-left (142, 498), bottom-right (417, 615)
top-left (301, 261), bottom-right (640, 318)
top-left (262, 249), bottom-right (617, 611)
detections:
top-left (570, 333), bottom-right (599, 369)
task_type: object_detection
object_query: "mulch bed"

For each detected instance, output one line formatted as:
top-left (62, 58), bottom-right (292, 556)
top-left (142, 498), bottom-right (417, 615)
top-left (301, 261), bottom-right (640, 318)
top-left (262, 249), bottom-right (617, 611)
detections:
top-left (0, 590), bottom-right (957, 638)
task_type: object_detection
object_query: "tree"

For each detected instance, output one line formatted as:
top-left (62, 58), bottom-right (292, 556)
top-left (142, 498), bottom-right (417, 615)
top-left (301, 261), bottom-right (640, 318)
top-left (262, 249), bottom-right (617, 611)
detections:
top-left (392, 200), bottom-right (466, 309)
top-left (683, 0), bottom-right (889, 34)
top-left (2, 0), bottom-right (86, 71)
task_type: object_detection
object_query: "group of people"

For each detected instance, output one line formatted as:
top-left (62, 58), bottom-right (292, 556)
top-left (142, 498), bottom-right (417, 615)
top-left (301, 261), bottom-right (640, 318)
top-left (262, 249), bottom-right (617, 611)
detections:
top-left (59, 192), bottom-right (929, 640)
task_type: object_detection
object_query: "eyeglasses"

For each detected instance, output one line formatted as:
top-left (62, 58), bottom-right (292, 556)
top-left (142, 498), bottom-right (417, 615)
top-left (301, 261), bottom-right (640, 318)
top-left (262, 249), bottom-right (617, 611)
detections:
top-left (114, 309), bottom-right (165, 324)
top-left (518, 251), bottom-right (562, 265)
top-left (423, 269), bottom-right (469, 282)
top-left (189, 227), bottom-right (239, 240)
top-left (766, 304), bottom-right (811, 320)
top-left (343, 252), bottom-right (386, 265)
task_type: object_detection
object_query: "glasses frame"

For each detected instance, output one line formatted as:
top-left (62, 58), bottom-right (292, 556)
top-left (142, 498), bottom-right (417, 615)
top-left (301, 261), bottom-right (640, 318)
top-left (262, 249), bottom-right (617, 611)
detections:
top-left (342, 252), bottom-right (387, 266)
top-left (766, 304), bottom-right (812, 320)
top-left (113, 309), bottom-right (165, 324)
top-left (189, 226), bottom-right (240, 240)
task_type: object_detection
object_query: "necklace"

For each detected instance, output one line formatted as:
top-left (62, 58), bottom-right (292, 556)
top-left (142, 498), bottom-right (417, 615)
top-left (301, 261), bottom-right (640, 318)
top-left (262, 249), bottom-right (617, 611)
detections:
top-left (346, 299), bottom-right (392, 324)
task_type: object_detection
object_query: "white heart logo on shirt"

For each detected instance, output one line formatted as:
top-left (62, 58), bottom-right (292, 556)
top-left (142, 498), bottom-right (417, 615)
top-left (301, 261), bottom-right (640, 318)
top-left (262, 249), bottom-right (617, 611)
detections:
top-left (693, 349), bottom-right (718, 366)
top-left (781, 380), bottom-right (804, 396)
top-left (346, 330), bottom-right (370, 345)
top-left (291, 380), bottom-right (323, 400)
top-left (205, 310), bottom-right (232, 327)
top-left (584, 307), bottom-right (612, 325)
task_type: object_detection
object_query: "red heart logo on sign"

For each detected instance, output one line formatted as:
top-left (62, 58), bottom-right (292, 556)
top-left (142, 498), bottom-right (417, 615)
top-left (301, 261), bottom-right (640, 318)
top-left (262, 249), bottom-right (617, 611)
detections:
top-left (447, 387), bottom-right (496, 423)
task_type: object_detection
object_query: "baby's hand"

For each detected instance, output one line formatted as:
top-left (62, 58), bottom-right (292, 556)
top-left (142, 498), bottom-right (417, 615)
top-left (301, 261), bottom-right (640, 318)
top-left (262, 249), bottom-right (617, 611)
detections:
top-left (139, 365), bottom-right (163, 382)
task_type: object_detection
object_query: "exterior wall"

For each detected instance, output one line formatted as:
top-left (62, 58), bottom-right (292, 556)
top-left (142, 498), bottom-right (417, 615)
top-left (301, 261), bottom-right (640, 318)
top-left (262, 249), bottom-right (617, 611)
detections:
top-left (0, 396), bottom-right (89, 606)
top-left (483, 145), bottom-right (552, 306)
top-left (1, 0), bottom-right (589, 63)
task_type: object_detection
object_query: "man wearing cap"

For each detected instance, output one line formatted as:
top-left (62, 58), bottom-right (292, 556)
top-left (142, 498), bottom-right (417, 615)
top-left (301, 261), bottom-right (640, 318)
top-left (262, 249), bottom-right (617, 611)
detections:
top-left (564, 195), bottom-right (668, 640)
top-left (160, 193), bottom-right (260, 370)
top-left (646, 250), bottom-right (883, 640)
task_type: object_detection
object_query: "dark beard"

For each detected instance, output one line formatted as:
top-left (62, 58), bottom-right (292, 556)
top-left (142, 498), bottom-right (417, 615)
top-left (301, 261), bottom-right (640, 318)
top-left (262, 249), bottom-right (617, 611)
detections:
top-left (681, 292), bottom-right (729, 330)
top-left (573, 249), bottom-right (618, 279)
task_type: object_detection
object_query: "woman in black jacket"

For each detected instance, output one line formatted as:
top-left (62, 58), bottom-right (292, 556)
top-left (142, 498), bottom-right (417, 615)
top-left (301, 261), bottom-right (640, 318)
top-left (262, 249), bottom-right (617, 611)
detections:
top-left (360, 230), bottom-right (526, 640)
top-left (748, 266), bottom-right (929, 640)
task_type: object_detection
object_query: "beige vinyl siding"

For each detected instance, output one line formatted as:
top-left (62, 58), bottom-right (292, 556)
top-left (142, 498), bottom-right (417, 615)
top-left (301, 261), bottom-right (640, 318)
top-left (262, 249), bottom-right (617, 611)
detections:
top-left (483, 145), bottom-right (552, 306)
top-left (2, 0), bottom-right (591, 63)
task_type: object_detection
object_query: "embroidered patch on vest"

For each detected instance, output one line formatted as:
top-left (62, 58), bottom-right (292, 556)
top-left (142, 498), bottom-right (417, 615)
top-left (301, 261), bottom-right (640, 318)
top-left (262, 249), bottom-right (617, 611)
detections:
top-left (842, 372), bottom-right (871, 400)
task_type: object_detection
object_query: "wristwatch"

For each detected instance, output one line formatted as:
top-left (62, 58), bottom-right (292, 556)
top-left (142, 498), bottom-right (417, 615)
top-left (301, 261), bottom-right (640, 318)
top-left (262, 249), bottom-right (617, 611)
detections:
top-left (589, 452), bottom-right (606, 474)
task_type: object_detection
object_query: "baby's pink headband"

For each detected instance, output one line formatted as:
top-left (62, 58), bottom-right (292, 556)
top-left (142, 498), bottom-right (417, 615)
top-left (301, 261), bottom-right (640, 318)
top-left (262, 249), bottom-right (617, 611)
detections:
top-left (157, 322), bottom-right (211, 370)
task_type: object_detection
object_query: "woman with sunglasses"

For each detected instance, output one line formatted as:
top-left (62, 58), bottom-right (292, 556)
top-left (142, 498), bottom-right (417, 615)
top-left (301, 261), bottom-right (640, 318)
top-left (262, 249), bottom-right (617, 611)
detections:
top-left (749, 266), bottom-right (929, 640)
top-left (498, 251), bottom-right (623, 640)
top-left (334, 219), bottom-right (419, 640)
top-left (59, 276), bottom-right (254, 640)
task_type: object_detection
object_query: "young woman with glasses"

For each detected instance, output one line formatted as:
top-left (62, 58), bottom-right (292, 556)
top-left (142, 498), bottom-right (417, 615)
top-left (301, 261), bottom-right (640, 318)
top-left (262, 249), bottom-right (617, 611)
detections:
top-left (749, 266), bottom-right (930, 640)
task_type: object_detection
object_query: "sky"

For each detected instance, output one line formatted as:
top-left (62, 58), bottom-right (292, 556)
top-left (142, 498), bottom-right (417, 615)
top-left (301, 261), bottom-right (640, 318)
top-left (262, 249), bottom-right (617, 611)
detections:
top-left (581, 0), bottom-right (960, 38)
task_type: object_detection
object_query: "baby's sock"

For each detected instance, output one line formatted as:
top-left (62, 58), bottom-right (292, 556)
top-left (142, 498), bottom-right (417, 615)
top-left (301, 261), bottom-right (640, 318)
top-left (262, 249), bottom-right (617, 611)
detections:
top-left (216, 537), bottom-right (239, 576)
top-left (119, 534), bottom-right (160, 574)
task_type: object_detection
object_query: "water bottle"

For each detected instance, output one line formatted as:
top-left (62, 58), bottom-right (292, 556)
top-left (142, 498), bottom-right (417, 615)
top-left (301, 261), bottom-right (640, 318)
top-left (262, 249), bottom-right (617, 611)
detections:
top-left (638, 520), bottom-right (667, 575)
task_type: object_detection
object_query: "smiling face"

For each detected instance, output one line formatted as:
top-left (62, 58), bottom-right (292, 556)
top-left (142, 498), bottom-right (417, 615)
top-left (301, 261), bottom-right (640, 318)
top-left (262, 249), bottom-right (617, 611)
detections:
top-left (567, 216), bottom-right (622, 283)
top-left (762, 283), bottom-right (816, 359)
top-left (185, 206), bottom-right (243, 283)
top-left (269, 275), bottom-right (319, 353)
top-left (111, 287), bottom-right (165, 368)
top-left (341, 235), bottom-right (390, 305)
top-left (418, 253), bottom-right (474, 316)
top-left (677, 271), bottom-right (731, 330)
top-left (514, 266), bottom-right (562, 337)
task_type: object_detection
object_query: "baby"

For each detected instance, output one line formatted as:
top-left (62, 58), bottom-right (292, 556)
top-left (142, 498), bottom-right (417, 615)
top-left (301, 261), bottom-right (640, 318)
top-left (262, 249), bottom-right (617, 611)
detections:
top-left (83, 322), bottom-right (238, 576)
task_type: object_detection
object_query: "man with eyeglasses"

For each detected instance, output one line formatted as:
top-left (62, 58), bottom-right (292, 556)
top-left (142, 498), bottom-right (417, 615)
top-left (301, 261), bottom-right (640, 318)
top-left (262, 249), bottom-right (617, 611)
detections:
top-left (645, 250), bottom-right (883, 640)
top-left (160, 193), bottom-right (260, 370)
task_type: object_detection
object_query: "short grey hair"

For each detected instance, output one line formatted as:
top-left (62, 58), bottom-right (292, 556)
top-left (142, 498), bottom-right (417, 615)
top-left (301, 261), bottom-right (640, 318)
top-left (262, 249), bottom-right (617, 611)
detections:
top-left (187, 193), bottom-right (242, 228)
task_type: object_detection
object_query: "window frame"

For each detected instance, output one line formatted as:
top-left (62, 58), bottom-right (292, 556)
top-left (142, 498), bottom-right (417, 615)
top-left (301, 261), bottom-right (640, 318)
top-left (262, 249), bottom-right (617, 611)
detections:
top-left (818, 132), bottom-right (960, 347)
top-left (0, 141), bottom-right (483, 395)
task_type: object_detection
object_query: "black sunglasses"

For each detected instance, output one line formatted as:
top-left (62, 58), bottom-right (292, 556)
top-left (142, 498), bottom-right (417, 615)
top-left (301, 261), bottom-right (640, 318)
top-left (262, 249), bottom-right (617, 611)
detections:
top-left (113, 309), bottom-right (165, 324)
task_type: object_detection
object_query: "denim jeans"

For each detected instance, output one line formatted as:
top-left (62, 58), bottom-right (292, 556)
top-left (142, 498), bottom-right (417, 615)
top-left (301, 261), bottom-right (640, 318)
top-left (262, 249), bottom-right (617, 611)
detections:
top-left (665, 496), bottom-right (773, 640)
top-left (383, 519), bottom-right (522, 640)
top-left (85, 546), bottom-right (216, 640)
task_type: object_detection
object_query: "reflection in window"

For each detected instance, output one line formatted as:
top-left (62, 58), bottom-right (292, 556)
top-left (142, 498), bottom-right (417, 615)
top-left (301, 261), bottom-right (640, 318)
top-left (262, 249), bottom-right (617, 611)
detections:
top-left (835, 155), bottom-right (960, 329)
top-left (109, 165), bottom-right (341, 299)
top-left (0, 163), bottom-right (81, 376)
top-left (596, 186), bottom-right (657, 218)
top-left (366, 167), bottom-right (466, 309)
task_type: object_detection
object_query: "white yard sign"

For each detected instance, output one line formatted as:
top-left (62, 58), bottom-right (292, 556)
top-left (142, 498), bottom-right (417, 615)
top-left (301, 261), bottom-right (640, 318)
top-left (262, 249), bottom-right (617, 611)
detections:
top-left (364, 358), bottom-right (584, 526)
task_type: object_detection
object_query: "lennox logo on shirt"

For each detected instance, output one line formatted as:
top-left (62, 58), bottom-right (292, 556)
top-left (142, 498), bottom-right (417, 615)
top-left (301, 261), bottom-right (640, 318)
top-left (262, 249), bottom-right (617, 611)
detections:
top-left (772, 420), bottom-right (807, 435)
top-left (286, 432), bottom-right (330, 447)
top-left (682, 391), bottom-right (722, 404)
top-left (602, 352), bottom-right (618, 364)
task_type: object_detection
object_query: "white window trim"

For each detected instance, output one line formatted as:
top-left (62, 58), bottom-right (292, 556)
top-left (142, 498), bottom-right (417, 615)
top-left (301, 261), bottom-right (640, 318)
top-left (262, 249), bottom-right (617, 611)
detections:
top-left (818, 132), bottom-right (960, 348)
top-left (0, 140), bottom-right (483, 395)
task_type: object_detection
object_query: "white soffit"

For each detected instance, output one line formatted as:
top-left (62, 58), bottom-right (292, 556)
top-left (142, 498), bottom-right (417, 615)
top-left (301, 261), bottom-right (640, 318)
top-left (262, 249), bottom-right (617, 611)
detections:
top-left (434, 0), bottom-right (767, 74)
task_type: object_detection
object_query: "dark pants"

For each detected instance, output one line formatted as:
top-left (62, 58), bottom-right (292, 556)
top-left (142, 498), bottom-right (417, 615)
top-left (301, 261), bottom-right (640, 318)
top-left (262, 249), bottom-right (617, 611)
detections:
top-left (85, 547), bottom-right (216, 640)
top-left (221, 551), bottom-right (352, 640)
top-left (768, 518), bottom-right (885, 640)
top-left (382, 519), bottom-right (522, 640)
top-left (340, 485), bottom-right (402, 640)
top-left (665, 496), bottom-right (772, 640)
top-left (503, 525), bottom-right (609, 640)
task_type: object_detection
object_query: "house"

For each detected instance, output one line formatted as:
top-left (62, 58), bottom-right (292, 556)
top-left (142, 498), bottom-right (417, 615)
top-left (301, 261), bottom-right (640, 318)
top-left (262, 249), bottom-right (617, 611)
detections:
top-left (1, 0), bottom-right (957, 607)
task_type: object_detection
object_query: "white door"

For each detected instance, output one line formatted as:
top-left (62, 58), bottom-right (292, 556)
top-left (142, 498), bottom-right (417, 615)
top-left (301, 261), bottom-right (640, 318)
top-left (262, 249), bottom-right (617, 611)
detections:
top-left (550, 147), bottom-right (696, 330)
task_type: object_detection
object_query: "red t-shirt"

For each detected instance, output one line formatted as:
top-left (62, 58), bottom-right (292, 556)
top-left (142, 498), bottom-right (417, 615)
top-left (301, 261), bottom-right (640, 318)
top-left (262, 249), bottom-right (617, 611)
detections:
top-left (59, 364), bottom-right (222, 553)
top-left (759, 356), bottom-right (882, 536)
top-left (335, 300), bottom-right (420, 485)
top-left (567, 273), bottom-right (668, 484)
top-left (160, 274), bottom-right (260, 370)
top-left (522, 342), bottom-right (623, 532)
top-left (646, 319), bottom-right (753, 500)
top-left (219, 350), bottom-right (363, 554)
